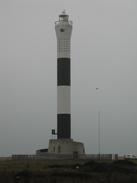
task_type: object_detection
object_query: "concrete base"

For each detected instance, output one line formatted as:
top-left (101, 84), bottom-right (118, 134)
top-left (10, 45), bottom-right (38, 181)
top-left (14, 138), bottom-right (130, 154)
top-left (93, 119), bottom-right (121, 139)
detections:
top-left (48, 139), bottom-right (85, 156)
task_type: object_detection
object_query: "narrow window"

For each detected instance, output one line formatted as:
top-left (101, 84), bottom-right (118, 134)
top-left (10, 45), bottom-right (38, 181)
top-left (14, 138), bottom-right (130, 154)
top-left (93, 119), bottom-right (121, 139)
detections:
top-left (58, 146), bottom-right (61, 153)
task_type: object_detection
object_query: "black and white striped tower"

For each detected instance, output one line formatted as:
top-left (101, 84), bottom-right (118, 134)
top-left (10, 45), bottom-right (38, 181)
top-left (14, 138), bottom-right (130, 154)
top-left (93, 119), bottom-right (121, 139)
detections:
top-left (47, 11), bottom-right (85, 155)
top-left (37, 11), bottom-right (85, 155)
top-left (55, 11), bottom-right (72, 139)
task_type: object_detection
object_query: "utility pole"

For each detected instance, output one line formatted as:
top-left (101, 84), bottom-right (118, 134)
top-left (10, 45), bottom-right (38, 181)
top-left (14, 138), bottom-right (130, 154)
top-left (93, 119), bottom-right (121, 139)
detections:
top-left (98, 110), bottom-right (101, 160)
top-left (96, 88), bottom-right (101, 160)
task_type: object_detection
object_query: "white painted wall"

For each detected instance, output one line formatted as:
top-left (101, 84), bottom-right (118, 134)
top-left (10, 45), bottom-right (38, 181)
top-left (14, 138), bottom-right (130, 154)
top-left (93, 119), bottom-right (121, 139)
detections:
top-left (48, 139), bottom-right (85, 155)
top-left (55, 22), bottom-right (72, 58)
top-left (57, 86), bottom-right (70, 114)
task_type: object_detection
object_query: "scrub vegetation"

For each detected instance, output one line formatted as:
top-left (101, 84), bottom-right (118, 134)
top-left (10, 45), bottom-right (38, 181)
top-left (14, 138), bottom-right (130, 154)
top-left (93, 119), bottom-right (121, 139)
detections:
top-left (0, 159), bottom-right (137, 183)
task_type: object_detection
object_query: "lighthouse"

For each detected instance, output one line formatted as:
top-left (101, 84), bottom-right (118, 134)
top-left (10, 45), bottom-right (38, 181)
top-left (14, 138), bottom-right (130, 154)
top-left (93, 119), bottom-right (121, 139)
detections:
top-left (56, 10), bottom-right (72, 139)
top-left (48, 11), bottom-right (85, 156)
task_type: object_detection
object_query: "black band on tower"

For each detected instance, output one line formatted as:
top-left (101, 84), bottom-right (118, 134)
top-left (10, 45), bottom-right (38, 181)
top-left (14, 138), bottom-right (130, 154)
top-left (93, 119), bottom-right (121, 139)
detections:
top-left (57, 58), bottom-right (70, 86)
top-left (57, 114), bottom-right (71, 139)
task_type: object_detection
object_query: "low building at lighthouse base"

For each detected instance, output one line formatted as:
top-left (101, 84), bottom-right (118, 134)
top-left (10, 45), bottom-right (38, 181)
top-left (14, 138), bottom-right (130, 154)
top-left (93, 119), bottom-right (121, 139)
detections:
top-left (48, 139), bottom-right (85, 156)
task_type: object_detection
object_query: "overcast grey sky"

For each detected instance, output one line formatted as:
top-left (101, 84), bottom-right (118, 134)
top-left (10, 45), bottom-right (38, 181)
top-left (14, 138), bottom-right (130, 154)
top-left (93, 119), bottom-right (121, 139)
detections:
top-left (0, 0), bottom-right (137, 156)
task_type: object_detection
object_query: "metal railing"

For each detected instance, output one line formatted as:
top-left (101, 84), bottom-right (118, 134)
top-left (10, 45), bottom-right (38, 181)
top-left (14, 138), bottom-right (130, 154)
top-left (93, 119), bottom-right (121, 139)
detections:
top-left (55, 21), bottom-right (73, 25)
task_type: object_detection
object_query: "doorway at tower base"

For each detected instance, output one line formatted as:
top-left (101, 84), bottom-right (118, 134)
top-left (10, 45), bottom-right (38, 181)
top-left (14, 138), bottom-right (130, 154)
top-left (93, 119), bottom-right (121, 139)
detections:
top-left (48, 139), bottom-right (85, 156)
